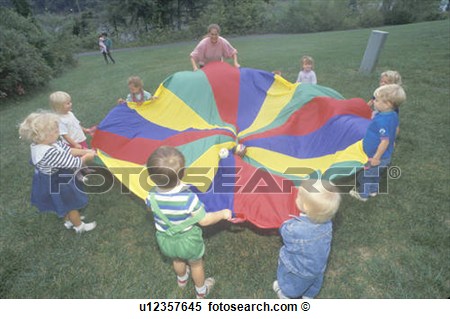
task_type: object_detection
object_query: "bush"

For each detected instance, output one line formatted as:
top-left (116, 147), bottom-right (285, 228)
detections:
top-left (0, 29), bottom-right (52, 98)
top-left (189, 0), bottom-right (271, 37)
top-left (0, 8), bottom-right (77, 99)
top-left (42, 34), bottom-right (79, 75)
top-left (359, 8), bottom-right (385, 28)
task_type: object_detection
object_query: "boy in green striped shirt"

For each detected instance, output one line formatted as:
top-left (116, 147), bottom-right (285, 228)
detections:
top-left (146, 146), bottom-right (231, 298)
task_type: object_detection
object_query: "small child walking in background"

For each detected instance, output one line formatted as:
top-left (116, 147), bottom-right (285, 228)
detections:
top-left (19, 111), bottom-right (97, 233)
top-left (273, 179), bottom-right (341, 299)
top-left (49, 91), bottom-right (94, 149)
top-left (146, 146), bottom-right (232, 298)
top-left (117, 76), bottom-right (156, 106)
top-left (296, 55), bottom-right (317, 84)
top-left (350, 84), bottom-right (406, 201)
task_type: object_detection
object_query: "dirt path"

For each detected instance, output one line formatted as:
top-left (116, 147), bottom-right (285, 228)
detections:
top-left (75, 34), bottom-right (282, 57)
top-left (75, 40), bottom-right (196, 57)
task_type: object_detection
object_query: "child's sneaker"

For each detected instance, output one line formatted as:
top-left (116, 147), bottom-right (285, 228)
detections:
top-left (272, 280), bottom-right (288, 299)
top-left (349, 188), bottom-right (368, 202)
top-left (196, 277), bottom-right (215, 299)
top-left (75, 172), bottom-right (89, 183)
top-left (64, 216), bottom-right (85, 229)
top-left (74, 221), bottom-right (97, 234)
top-left (177, 266), bottom-right (190, 288)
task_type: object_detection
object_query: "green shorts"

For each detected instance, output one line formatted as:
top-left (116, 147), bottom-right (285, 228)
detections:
top-left (156, 225), bottom-right (205, 261)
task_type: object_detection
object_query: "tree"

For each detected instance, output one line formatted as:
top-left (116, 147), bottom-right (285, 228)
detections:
top-left (12, 0), bottom-right (32, 17)
top-left (381, 0), bottom-right (441, 25)
top-left (0, 7), bottom-right (76, 99)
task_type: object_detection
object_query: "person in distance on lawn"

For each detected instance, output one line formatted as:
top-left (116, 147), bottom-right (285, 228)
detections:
top-left (101, 32), bottom-right (116, 64)
top-left (296, 55), bottom-right (317, 84)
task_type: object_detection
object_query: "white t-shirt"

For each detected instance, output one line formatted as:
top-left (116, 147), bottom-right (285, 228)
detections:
top-left (58, 111), bottom-right (86, 144)
top-left (296, 70), bottom-right (317, 84)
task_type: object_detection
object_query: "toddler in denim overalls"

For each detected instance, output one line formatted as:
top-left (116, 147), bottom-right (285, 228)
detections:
top-left (273, 179), bottom-right (341, 299)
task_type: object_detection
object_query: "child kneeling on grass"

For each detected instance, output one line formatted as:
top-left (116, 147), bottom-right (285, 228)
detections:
top-left (273, 179), bottom-right (341, 299)
top-left (350, 84), bottom-right (406, 201)
top-left (19, 111), bottom-right (97, 233)
top-left (146, 146), bottom-right (232, 298)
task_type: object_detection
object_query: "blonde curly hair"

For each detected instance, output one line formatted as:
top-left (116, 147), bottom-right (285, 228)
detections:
top-left (19, 111), bottom-right (59, 144)
top-left (380, 70), bottom-right (402, 86)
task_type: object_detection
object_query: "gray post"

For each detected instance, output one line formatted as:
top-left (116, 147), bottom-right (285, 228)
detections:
top-left (359, 30), bottom-right (389, 74)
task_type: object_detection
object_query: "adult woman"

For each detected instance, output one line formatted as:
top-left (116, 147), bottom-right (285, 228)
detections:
top-left (190, 24), bottom-right (240, 71)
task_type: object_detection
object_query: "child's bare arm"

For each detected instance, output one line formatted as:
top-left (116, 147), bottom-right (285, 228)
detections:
top-left (63, 134), bottom-right (81, 149)
top-left (71, 148), bottom-right (95, 157)
top-left (80, 152), bottom-right (95, 165)
top-left (370, 139), bottom-right (389, 166)
top-left (197, 209), bottom-right (232, 227)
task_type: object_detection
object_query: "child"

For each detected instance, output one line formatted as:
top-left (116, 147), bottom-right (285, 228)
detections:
top-left (273, 179), bottom-right (341, 299)
top-left (19, 111), bottom-right (97, 233)
top-left (146, 146), bottom-right (232, 298)
top-left (49, 91), bottom-right (92, 149)
top-left (101, 32), bottom-right (115, 64)
top-left (296, 55), bottom-right (317, 84)
top-left (98, 35), bottom-right (110, 64)
top-left (350, 84), bottom-right (406, 201)
top-left (367, 70), bottom-right (402, 110)
top-left (117, 76), bottom-right (156, 105)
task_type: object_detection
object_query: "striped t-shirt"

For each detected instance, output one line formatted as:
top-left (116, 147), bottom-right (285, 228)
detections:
top-left (31, 139), bottom-right (82, 175)
top-left (146, 184), bottom-right (205, 233)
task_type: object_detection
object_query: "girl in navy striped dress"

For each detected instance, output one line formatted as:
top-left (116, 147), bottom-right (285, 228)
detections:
top-left (19, 111), bottom-right (97, 233)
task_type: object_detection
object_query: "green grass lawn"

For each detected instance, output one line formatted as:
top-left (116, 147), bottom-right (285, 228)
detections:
top-left (0, 20), bottom-right (449, 299)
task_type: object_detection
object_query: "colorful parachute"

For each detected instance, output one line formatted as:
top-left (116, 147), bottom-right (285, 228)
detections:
top-left (92, 62), bottom-right (372, 228)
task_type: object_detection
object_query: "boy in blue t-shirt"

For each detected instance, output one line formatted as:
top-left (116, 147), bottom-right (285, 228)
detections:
top-left (350, 84), bottom-right (406, 201)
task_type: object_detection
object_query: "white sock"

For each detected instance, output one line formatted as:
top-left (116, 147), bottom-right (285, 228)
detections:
top-left (195, 284), bottom-right (207, 295)
top-left (177, 271), bottom-right (189, 282)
